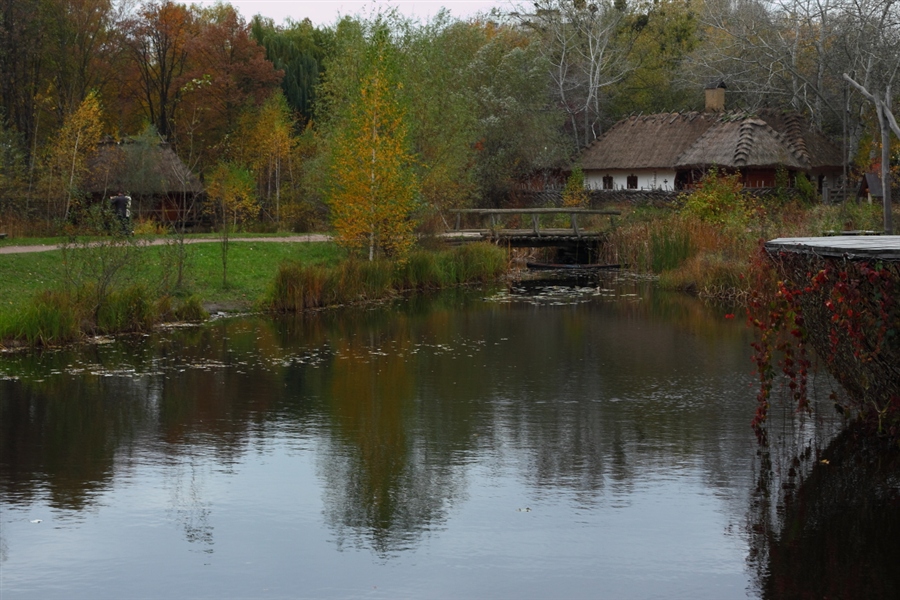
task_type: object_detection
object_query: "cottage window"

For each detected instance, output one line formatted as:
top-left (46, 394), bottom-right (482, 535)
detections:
top-left (627, 175), bottom-right (638, 189)
top-left (602, 175), bottom-right (613, 190)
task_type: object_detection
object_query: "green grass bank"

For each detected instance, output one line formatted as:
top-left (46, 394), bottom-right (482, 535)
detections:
top-left (0, 235), bottom-right (506, 347)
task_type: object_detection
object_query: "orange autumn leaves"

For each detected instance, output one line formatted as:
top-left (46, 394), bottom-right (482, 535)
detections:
top-left (327, 55), bottom-right (418, 262)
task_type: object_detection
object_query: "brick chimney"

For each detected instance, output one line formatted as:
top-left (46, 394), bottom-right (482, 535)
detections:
top-left (704, 81), bottom-right (726, 112)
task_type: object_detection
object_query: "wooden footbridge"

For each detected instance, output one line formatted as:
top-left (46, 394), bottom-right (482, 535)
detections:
top-left (444, 208), bottom-right (620, 248)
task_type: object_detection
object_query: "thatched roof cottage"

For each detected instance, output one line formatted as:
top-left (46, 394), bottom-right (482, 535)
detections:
top-left (580, 88), bottom-right (843, 192)
top-left (85, 136), bottom-right (203, 223)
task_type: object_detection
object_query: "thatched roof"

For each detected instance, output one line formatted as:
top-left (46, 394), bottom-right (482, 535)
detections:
top-left (755, 109), bottom-right (843, 170)
top-left (85, 137), bottom-right (202, 196)
top-left (580, 110), bottom-right (842, 172)
top-left (580, 112), bottom-right (717, 170)
top-left (675, 118), bottom-right (807, 170)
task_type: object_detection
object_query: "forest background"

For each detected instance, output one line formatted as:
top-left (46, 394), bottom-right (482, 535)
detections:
top-left (1, 0), bottom-right (899, 242)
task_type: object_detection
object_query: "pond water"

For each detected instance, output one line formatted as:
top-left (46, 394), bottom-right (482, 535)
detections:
top-left (0, 273), bottom-right (891, 599)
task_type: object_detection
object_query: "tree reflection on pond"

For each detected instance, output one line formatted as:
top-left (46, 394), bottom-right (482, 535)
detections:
top-left (750, 424), bottom-right (900, 599)
top-left (4, 275), bottom-right (893, 598)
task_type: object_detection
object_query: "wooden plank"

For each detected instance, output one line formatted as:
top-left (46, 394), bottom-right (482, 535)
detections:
top-left (765, 235), bottom-right (900, 261)
top-left (493, 229), bottom-right (605, 237)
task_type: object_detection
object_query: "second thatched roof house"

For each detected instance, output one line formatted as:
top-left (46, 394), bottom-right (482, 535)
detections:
top-left (580, 88), bottom-right (843, 193)
top-left (85, 135), bottom-right (203, 223)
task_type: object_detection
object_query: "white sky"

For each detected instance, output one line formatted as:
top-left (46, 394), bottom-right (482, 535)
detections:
top-left (195, 0), bottom-right (519, 26)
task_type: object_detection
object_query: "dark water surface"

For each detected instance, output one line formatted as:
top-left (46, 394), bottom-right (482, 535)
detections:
top-left (2, 274), bottom-right (888, 599)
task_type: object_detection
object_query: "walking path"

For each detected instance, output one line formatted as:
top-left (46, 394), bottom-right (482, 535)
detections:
top-left (0, 234), bottom-right (332, 255)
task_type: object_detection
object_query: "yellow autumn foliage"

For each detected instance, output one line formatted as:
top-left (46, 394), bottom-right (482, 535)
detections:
top-left (327, 56), bottom-right (418, 262)
top-left (44, 90), bottom-right (104, 220)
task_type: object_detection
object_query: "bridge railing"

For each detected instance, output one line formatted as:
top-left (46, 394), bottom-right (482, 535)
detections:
top-left (448, 208), bottom-right (621, 239)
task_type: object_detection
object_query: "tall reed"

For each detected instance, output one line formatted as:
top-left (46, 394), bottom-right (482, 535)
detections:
top-left (96, 284), bottom-right (158, 333)
top-left (1, 282), bottom-right (197, 346)
top-left (269, 261), bottom-right (332, 311)
top-left (395, 251), bottom-right (444, 290)
top-left (1, 290), bottom-right (83, 346)
top-left (649, 226), bottom-right (692, 273)
top-left (268, 243), bottom-right (506, 312)
top-left (427, 243), bottom-right (501, 286)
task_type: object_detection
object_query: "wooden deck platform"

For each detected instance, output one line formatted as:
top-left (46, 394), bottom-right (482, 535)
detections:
top-left (765, 235), bottom-right (900, 261)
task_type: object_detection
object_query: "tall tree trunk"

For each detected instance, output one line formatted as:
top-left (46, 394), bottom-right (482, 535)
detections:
top-left (64, 132), bottom-right (81, 221)
top-left (878, 103), bottom-right (893, 234)
top-left (844, 74), bottom-right (897, 234)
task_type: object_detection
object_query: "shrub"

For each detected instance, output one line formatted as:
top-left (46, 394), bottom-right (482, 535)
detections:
top-left (175, 295), bottom-right (209, 322)
top-left (562, 166), bottom-right (589, 208)
top-left (133, 218), bottom-right (168, 235)
top-left (96, 283), bottom-right (157, 333)
top-left (681, 167), bottom-right (752, 228)
top-left (794, 172), bottom-right (818, 205)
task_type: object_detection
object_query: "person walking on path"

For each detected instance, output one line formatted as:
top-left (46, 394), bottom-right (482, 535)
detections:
top-left (110, 191), bottom-right (132, 235)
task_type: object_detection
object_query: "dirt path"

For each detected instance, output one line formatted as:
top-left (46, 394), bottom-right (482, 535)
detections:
top-left (0, 234), bottom-right (332, 255)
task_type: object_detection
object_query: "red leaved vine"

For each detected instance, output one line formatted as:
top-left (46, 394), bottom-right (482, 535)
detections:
top-left (748, 243), bottom-right (900, 441)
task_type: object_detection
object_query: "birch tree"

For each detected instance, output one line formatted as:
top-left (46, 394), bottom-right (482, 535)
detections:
top-left (46, 89), bottom-right (103, 221)
top-left (840, 0), bottom-right (900, 233)
top-left (234, 91), bottom-right (295, 225)
top-left (325, 31), bottom-right (417, 262)
top-left (206, 161), bottom-right (257, 287)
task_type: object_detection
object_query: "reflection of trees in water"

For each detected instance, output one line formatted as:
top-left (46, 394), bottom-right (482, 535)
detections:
top-left (747, 410), bottom-right (900, 598)
top-left (320, 440), bottom-right (466, 556)
top-left (0, 376), bottom-right (154, 510)
top-left (4, 282), bottom-right (827, 565)
top-left (319, 325), bottom-right (468, 556)
top-left (447, 299), bottom-right (760, 506)
top-left (166, 447), bottom-right (215, 553)
top-left (312, 285), bottom-right (771, 550)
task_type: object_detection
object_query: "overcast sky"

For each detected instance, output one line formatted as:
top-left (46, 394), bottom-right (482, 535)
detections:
top-left (194, 0), bottom-right (519, 26)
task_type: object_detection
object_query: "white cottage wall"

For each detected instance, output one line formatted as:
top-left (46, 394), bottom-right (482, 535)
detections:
top-left (584, 170), bottom-right (678, 191)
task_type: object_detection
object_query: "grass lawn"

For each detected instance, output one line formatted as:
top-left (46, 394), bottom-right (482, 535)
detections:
top-left (0, 231), bottom-right (318, 248)
top-left (0, 237), bottom-right (344, 321)
top-left (185, 239), bottom-right (343, 307)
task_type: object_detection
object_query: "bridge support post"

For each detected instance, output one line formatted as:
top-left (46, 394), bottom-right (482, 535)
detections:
top-left (571, 213), bottom-right (580, 237)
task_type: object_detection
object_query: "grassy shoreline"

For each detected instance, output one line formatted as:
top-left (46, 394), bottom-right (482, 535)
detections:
top-left (0, 235), bottom-right (506, 348)
top-left (0, 236), bottom-right (341, 312)
top-left (3, 194), bottom-right (897, 346)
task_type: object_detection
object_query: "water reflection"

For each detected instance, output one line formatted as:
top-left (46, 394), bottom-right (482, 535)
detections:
top-left (1, 277), bottom-right (752, 529)
top-left (1, 274), bottom-right (873, 598)
top-left (749, 425), bottom-right (900, 599)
